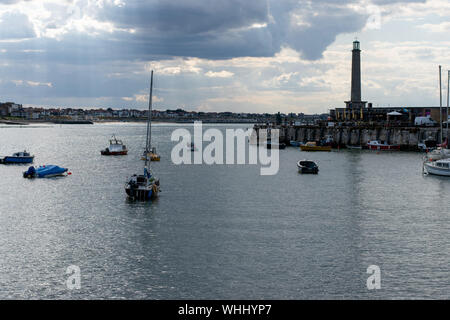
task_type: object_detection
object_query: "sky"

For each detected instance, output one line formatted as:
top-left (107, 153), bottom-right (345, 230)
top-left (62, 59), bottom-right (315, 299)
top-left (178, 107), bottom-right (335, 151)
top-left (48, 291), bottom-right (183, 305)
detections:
top-left (0, 0), bottom-right (449, 114)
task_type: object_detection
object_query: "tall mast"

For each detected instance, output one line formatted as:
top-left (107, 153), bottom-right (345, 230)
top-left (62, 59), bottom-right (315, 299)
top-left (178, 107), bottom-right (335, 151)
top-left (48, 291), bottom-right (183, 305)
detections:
top-left (145, 70), bottom-right (154, 168)
top-left (439, 65), bottom-right (442, 144)
top-left (447, 70), bottom-right (449, 147)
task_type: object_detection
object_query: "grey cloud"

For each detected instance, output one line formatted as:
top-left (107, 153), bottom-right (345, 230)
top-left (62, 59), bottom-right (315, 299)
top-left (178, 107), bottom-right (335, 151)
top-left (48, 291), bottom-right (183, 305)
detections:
top-left (90, 0), bottom-right (371, 60)
top-left (1, 0), bottom-right (421, 62)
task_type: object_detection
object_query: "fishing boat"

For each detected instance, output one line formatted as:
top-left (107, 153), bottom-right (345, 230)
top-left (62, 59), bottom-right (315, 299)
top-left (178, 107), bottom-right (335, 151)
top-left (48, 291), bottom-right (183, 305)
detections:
top-left (125, 70), bottom-right (160, 201)
top-left (0, 150), bottom-right (34, 164)
top-left (297, 160), bottom-right (319, 174)
top-left (141, 147), bottom-right (160, 161)
top-left (300, 141), bottom-right (331, 152)
top-left (423, 159), bottom-right (450, 177)
top-left (23, 165), bottom-right (69, 178)
top-left (367, 140), bottom-right (400, 150)
top-left (101, 135), bottom-right (128, 155)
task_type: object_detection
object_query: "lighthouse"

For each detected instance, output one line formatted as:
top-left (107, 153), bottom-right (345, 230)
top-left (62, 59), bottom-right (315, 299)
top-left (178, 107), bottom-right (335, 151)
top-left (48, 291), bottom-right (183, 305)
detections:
top-left (345, 39), bottom-right (367, 109)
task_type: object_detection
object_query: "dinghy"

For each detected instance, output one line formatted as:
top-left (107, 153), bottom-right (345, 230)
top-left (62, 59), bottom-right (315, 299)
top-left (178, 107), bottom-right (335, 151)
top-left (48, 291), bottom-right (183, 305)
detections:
top-left (23, 165), bottom-right (69, 178)
top-left (297, 160), bottom-right (319, 174)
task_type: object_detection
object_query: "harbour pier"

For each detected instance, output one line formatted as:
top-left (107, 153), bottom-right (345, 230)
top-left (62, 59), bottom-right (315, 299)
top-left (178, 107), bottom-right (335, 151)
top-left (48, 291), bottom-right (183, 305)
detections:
top-left (253, 124), bottom-right (449, 151)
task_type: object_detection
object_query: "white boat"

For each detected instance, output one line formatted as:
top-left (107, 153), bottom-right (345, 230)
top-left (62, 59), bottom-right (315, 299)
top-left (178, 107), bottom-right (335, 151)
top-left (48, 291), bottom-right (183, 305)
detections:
top-left (424, 159), bottom-right (450, 177)
top-left (424, 147), bottom-right (450, 161)
top-left (101, 135), bottom-right (128, 155)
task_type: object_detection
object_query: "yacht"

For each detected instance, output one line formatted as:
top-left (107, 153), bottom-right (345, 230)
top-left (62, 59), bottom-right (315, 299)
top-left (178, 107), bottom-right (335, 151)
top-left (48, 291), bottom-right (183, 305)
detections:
top-left (125, 70), bottom-right (160, 201)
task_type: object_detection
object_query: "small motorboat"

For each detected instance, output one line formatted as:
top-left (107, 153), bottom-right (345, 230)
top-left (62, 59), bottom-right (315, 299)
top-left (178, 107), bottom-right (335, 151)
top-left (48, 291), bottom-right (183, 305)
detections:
top-left (101, 135), bottom-right (128, 155)
top-left (0, 150), bottom-right (34, 164)
top-left (297, 160), bottom-right (319, 174)
top-left (367, 140), bottom-right (400, 150)
top-left (290, 140), bottom-right (301, 147)
top-left (141, 147), bottom-right (160, 161)
top-left (23, 165), bottom-right (69, 178)
top-left (300, 141), bottom-right (331, 152)
top-left (423, 159), bottom-right (450, 177)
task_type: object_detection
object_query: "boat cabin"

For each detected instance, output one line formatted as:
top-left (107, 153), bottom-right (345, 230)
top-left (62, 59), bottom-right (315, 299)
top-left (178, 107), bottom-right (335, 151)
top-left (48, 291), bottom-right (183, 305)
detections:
top-left (12, 151), bottom-right (31, 157)
top-left (435, 160), bottom-right (450, 169)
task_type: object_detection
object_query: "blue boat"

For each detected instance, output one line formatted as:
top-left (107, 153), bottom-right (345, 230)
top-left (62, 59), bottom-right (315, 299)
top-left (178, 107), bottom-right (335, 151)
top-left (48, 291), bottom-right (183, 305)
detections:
top-left (23, 165), bottom-right (68, 178)
top-left (0, 151), bottom-right (34, 164)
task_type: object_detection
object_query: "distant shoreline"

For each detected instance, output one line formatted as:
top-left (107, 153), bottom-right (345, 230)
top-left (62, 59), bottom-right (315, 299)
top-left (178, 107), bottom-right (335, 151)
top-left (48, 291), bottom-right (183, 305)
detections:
top-left (0, 118), bottom-right (260, 125)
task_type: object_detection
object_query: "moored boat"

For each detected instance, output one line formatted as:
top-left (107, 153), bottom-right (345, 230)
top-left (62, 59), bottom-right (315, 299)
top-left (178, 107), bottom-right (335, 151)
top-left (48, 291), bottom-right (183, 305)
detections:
top-left (297, 160), bottom-right (319, 174)
top-left (0, 150), bottom-right (34, 164)
top-left (418, 138), bottom-right (437, 152)
top-left (300, 141), bottom-right (331, 152)
top-left (23, 165), bottom-right (69, 178)
top-left (141, 147), bottom-right (160, 161)
top-left (424, 147), bottom-right (450, 161)
top-left (101, 135), bottom-right (128, 155)
top-left (125, 70), bottom-right (160, 201)
top-left (125, 171), bottom-right (160, 200)
top-left (290, 140), bottom-right (301, 147)
top-left (367, 140), bottom-right (400, 150)
top-left (424, 159), bottom-right (450, 177)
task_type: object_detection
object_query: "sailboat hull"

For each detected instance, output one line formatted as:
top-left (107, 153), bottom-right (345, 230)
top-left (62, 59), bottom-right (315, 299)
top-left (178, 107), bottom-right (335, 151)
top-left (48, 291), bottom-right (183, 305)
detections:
top-left (125, 178), bottom-right (159, 201)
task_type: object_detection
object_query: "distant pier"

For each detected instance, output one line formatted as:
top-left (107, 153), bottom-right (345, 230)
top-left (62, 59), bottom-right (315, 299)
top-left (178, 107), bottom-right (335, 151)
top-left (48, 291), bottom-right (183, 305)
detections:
top-left (253, 124), bottom-right (449, 151)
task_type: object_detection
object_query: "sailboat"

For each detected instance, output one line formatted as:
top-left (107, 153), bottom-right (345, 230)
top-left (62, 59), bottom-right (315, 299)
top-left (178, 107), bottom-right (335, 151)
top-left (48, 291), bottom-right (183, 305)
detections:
top-left (125, 70), bottom-right (160, 201)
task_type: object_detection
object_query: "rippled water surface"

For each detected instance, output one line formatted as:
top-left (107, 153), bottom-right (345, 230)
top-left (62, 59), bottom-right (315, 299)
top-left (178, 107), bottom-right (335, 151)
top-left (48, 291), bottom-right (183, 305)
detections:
top-left (0, 123), bottom-right (449, 299)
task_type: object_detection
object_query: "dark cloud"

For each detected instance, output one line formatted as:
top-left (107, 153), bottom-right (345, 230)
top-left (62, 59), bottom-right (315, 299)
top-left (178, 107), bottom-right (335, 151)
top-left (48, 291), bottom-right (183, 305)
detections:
top-left (0, 0), bottom-right (425, 61)
top-left (89, 0), bottom-right (371, 60)
top-left (99, 0), bottom-right (269, 35)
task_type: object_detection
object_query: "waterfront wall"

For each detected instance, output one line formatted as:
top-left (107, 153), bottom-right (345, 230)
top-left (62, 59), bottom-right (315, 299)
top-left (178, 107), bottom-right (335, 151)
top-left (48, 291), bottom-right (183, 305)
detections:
top-left (255, 125), bottom-right (449, 150)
